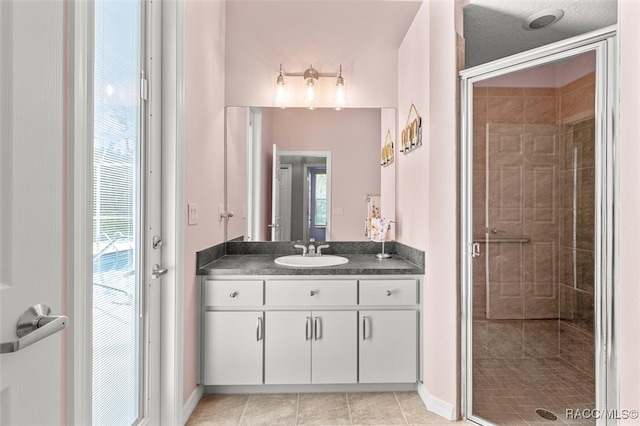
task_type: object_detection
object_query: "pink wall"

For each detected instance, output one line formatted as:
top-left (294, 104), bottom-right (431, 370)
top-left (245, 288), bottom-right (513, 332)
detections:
top-left (183, 0), bottom-right (226, 404)
top-left (224, 2), bottom-right (403, 108)
top-left (398, 0), bottom-right (458, 409)
top-left (618, 0), bottom-right (640, 419)
top-left (268, 108), bottom-right (381, 241)
top-left (178, 0), bottom-right (640, 416)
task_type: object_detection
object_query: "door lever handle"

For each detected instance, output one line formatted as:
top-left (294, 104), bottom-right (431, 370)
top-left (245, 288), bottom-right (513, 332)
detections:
top-left (1, 304), bottom-right (68, 354)
top-left (152, 264), bottom-right (168, 279)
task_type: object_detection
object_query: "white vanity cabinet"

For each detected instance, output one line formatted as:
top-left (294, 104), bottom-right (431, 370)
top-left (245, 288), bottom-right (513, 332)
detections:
top-left (359, 310), bottom-right (417, 383)
top-left (202, 280), bottom-right (264, 385)
top-left (202, 275), bottom-right (420, 390)
top-left (264, 310), bottom-right (357, 384)
top-left (264, 279), bottom-right (358, 384)
top-left (358, 279), bottom-right (418, 383)
top-left (204, 311), bottom-right (263, 385)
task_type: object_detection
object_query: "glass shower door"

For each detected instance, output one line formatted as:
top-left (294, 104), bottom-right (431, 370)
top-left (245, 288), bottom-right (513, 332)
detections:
top-left (461, 37), bottom-right (615, 425)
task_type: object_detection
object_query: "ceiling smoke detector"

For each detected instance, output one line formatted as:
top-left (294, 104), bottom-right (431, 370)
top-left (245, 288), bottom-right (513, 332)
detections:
top-left (522, 9), bottom-right (564, 30)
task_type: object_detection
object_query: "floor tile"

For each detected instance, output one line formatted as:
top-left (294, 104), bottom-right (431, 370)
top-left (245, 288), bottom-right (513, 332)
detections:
top-left (348, 392), bottom-right (407, 425)
top-left (296, 392), bottom-right (351, 425)
top-left (186, 394), bottom-right (249, 426)
top-left (241, 393), bottom-right (298, 426)
top-left (394, 392), bottom-right (450, 425)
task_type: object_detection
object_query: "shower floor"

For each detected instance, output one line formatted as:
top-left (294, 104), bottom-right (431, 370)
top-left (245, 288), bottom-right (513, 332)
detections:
top-left (472, 320), bottom-right (595, 425)
top-left (473, 357), bottom-right (595, 425)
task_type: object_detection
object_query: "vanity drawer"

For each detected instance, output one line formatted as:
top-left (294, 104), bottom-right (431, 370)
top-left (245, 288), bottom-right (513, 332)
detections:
top-left (204, 280), bottom-right (264, 307)
top-left (359, 279), bottom-right (417, 306)
top-left (266, 280), bottom-right (357, 306)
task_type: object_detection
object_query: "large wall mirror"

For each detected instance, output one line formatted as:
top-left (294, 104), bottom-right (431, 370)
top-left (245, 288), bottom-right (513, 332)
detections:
top-left (225, 107), bottom-right (396, 242)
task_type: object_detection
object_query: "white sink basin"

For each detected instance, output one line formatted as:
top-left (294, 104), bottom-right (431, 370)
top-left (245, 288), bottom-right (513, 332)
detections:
top-left (274, 255), bottom-right (349, 268)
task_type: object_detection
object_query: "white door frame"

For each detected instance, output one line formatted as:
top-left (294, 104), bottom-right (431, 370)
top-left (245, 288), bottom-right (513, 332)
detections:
top-left (459, 26), bottom-right (618, 425)
top-left (278, 151), bottom-right (332, 241)
top-left (160, 0), bottom-right (185, 424)
top-left (69, 0), bottom-right (94, 423)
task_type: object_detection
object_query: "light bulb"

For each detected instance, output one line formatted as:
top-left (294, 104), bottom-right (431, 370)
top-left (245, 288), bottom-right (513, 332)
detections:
top-left (275, 64), bottom-right (287, 105)
top-left (305, 81), bottom-right (315, 102)
top-left (275, 81), bottom-right (286, 104)
top-left (334, 65), bottom-right (346, 107)
top-left (335, 84), bottom-right (345, 103)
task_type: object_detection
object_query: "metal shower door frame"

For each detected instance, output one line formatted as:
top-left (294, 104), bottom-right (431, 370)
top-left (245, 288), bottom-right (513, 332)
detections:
top-left (459, 26), bottom-right (618, 426)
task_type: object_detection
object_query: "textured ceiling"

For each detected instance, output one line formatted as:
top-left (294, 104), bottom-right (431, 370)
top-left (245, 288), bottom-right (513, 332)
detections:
top-left (464, 0), bottom-right (618, 68)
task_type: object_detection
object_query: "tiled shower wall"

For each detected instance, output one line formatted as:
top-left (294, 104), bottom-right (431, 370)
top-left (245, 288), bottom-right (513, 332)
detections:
top-left (472, 72), bottom-right (595, 370)
top-left (558, 72), bottom-right (596, 377)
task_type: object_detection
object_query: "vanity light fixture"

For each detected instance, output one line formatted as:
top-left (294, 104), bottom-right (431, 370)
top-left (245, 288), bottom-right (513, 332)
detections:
top-left (275, 64), bottom-right (346, 108)
top-left (275, 64), bottom-right (287, 106)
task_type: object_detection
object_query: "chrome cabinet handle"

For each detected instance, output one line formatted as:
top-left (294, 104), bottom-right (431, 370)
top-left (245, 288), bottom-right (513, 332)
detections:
top-left (152, 264), bottom-right (168, 279)
top-left (386, 290), bottom-right (392, 296)
top-left (362, 316), bottom-right (368, 341)
top-left (305, 316), bottom-right (311, 340)
top-left (230, 291), bottom-right (238, 298)
top-left (256, 317), bottom-right (263, 341)
top-left (1, 304), bottom-right (68, 354)
top-left (309, 290), bottom-right (315, 296)
top-left (314, 316), bottom-right (321, 341)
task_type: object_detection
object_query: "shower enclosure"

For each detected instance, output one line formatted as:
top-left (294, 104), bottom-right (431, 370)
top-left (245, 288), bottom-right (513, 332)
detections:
top-left (460, 28), bottom-right (617, 425)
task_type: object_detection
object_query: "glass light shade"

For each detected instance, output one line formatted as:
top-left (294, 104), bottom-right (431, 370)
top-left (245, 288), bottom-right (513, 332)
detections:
top-left (335, 81), bottom-right (346, 104)
top-left (305, 79), bottom-right (316, 102)
top-left (275, 80), bottom-right (286, 105)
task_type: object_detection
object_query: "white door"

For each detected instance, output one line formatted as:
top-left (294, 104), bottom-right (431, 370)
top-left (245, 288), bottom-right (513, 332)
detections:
top-left (265, 311), bottom-right (311, 384)
top-left (92, 0), bottom-right (161, 423)
top-left (270, 144), bottom-right (282, 241)
top-left (204, 312), bottom-right (264, 385)
top-left (0, 1), bottom-right (66, 423)
top-left (311, 311), bottom-right (357, 384)
top-left (359, 310), bottom-right (417, 383)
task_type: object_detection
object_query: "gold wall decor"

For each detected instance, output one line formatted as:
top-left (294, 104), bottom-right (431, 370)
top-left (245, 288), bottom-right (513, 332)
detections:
top-left (400, 103), bottom-right (422, 154)
top-left (381, 129), bottom-right (395, 166)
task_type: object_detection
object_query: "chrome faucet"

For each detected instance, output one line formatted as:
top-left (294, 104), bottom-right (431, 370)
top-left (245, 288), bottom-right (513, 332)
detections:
top-left (308, 244), bottom-right (316, 256)
top-left (317, 244), bottom-right (330, 256)
top-left (294, 243), bottom-right (308, 256)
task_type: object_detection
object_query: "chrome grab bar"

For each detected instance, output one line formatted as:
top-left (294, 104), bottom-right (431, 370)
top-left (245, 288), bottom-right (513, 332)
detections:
top-left (473, 235), bottom-right (531, 244)
top-left (1, 304), bottom-right (68, 354)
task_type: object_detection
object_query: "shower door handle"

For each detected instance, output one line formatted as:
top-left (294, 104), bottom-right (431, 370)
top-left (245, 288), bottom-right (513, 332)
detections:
top-left (469, 242), bottom-right (481, 258)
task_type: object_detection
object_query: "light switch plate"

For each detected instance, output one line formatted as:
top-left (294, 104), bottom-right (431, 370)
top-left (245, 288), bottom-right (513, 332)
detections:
top-left (188, 203), bottom-right (198, 225)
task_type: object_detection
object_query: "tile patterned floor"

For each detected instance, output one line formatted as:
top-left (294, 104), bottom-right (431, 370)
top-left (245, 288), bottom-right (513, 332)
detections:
top-left (186, 391), bottom-right (467, 426)
top-left (473, 357), bottom-right (595, 425)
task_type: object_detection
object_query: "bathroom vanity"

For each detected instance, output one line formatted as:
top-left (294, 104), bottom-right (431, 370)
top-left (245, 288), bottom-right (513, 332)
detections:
top-left (197, 242), bottom-right (424, 393)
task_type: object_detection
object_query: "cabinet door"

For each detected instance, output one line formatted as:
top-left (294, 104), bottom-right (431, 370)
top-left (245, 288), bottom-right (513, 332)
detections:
top-left (265, 311), bottom-right (312, 384)
top-left (311, 311), bottom-right (357, 384)
top-left (204, 311), bottom-right (263, 385)
top-left (359, 310), bottom-right (417, 383)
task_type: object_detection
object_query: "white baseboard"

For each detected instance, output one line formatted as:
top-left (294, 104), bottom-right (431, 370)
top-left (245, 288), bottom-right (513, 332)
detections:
top-left (182, 384), bottom-right (204, 425)
top-left (417, 382), bottom-right (456, 421)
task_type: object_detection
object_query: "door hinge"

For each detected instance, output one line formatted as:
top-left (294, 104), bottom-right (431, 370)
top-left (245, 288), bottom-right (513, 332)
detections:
top-left (140, 76), bottom-right (148, 101)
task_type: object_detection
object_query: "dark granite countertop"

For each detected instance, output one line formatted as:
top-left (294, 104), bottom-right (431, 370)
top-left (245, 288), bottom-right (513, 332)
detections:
top-left (198, 253), bottom-right (424, 276)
